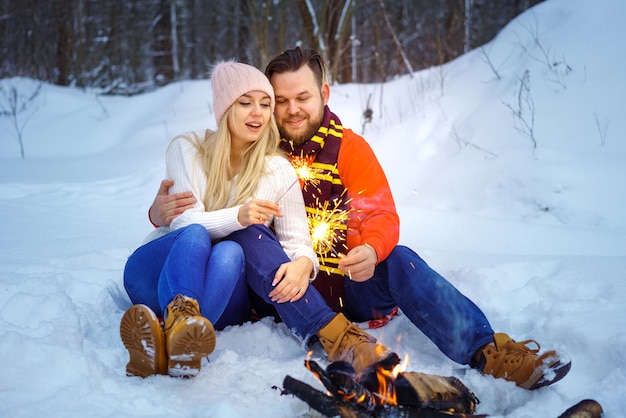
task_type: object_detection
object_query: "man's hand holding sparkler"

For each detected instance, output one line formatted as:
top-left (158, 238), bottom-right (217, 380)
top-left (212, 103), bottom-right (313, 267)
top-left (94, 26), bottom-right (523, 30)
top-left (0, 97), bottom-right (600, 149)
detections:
top-left (338, 244), bottom-right (378, 282)
top-left (238, 198), bottom-right (283, 226)
top-left (270, 257), bottom-right (314, 303)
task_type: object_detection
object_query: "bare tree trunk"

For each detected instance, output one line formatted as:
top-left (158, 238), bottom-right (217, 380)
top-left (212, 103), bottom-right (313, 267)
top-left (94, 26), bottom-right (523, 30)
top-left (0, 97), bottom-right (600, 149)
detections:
top-left (170, 0), bottom-right (179, 79)
top-left (322, 0), bottom-right (352, 82)
top-left (377, 0), bottom-right (413, 77)
top-left (245, 0), bottom-right (272, 66)
top-left (298, 0), bottom-right (323, 56)
top-left (153, 0), bottom-right (174, 85)
top-left (351, 0), bottom-right (357, 83)
top-left (54, 0), bottom-right (73, 85)
top-left (464, 0), bottom-right (472, 53)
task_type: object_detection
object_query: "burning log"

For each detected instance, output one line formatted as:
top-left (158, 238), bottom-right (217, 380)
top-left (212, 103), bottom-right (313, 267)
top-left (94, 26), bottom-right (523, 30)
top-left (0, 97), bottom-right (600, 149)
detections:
top-left (392, 372), bottom-right (481, 412)
top-left (282, 375), bottom-right (345, 418)
top-left (283, 360), bottom-right (486, 418)
top-left (282, 374), bottom-right (483, 418)
top-left (282, 360), bottom-right (604, 418)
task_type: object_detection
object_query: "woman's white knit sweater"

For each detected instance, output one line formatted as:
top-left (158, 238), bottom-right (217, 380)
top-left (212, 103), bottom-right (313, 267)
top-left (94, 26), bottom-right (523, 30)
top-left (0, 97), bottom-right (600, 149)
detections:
top-left (144, 132), bottom-right (319, 277)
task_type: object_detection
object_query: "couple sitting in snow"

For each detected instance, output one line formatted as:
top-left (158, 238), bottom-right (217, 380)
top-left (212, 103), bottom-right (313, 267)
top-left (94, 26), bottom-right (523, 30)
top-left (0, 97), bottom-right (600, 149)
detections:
top-left (120, 47), bottom-right (570, 392)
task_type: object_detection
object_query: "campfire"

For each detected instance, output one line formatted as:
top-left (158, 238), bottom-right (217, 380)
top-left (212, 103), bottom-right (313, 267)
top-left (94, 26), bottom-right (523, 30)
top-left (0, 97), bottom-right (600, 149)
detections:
top-left (282, 359), bottom-right (604, 418)
top-left (283, 358), bottom-right (483, 418)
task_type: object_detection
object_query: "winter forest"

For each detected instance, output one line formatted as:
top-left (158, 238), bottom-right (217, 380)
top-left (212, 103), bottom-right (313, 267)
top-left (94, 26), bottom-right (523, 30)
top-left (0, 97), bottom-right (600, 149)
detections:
top-left (1, 0), bottom-right (539, 94)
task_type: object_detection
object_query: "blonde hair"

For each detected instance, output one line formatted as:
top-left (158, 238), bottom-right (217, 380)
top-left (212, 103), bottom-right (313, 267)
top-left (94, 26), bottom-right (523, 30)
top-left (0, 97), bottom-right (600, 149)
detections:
top-left (176, 105), bottom-right (282, 211)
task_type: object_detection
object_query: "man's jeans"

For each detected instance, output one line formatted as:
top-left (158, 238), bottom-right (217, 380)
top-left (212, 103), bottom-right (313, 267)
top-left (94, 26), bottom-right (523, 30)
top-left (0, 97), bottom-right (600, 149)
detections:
top-left (343, 245), bottom-right (494, 365)
top-left (230, 228), bottom-right (494, 364)
top-left (124, 224), bottom-right (249, 329)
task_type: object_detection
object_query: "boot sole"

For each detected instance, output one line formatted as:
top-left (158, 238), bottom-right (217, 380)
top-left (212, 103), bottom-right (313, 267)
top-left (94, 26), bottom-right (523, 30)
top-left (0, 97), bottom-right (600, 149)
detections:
top-left (167, 318), bottom-right (216, 378)
top-left (120, 305), bottom-right (167, 377)
top-left (527, 359), bottom-right (572, 390)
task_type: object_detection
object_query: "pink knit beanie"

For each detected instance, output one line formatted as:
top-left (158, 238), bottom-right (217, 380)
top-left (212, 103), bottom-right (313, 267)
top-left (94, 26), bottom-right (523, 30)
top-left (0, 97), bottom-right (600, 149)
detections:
top-left (211, 61), bottom-right (275, 124)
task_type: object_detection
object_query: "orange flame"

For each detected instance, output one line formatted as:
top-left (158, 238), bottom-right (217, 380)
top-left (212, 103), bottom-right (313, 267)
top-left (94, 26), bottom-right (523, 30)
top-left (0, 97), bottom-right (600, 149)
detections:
top-left (392, 353), bottom-right (410, 379)
top-left (375, 353), bottom-right (410, 406)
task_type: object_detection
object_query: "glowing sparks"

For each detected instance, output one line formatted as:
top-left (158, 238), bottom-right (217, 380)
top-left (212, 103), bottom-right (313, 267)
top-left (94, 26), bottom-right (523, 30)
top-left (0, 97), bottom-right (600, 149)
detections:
top-left (308, 199), bottom-right (349, 256)
top-left (291, 156), bottom-right (322, 189)
top-left (290, 154), bottom-right (351, 266)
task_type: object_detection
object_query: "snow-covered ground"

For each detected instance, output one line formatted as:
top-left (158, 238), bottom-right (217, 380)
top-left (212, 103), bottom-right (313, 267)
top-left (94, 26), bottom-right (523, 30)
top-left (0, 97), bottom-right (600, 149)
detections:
top-left (1, 0), bottom-right (624, 416)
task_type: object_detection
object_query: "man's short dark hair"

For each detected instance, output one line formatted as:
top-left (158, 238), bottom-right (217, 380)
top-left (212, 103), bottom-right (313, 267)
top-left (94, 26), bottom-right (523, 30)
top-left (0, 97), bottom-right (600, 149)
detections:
top-left (265, 47), bottom-right (326, 87)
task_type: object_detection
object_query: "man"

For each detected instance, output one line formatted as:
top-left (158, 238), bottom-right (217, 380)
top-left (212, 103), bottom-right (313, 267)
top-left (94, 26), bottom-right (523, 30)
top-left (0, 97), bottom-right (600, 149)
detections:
top-left (149, 47), bottom-right (570, 389)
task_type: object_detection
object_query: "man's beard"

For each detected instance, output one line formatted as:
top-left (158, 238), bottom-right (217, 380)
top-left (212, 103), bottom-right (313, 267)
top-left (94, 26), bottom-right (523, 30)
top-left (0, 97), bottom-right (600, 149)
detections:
top-left (278, 107), bottom-right (324, 148)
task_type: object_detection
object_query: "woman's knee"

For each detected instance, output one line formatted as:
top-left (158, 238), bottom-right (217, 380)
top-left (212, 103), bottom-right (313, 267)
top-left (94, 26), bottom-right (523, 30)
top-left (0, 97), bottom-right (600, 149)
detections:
top-left (212, 241), bottom-right (245, 272)
top-left (172, 224), bottom-right (214, 255)
top-left (213, 240), bottom-right (244, 261)
top-left (178, 223), bottom-right (210, 241)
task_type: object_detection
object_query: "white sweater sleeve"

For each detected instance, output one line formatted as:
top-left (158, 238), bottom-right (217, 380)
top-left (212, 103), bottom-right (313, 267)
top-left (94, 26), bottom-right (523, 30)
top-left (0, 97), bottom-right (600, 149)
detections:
top-left (167, 135), bottom-right (245, 239)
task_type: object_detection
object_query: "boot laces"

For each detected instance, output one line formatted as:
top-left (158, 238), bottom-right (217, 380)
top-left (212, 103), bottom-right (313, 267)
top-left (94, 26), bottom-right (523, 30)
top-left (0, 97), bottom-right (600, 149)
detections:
top-left (503, 339), bottom-right (540, 356)
top-left (334, 324), bottom-right (376, 352)
top-left (175, 298), bottom-right (200, 317)
top-left (345, 324), bottom-right (376, 342)
top-left (165, 295), bottom-right (200, 330)
top-left (495, 339), bottom-right (541, 370)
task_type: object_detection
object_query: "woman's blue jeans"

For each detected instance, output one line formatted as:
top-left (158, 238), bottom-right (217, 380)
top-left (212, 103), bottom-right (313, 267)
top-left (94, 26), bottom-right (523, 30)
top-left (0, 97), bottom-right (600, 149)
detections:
top-left (123, 224), bottom-right (249, 330)
top-left (342, 245), bottom-right (494, 365)
top-left (226, 225), bottom-right (336, 345)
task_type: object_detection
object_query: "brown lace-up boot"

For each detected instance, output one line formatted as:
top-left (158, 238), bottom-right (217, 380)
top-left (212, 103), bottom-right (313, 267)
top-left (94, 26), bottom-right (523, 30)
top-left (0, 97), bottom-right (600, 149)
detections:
top-left (317, 313), bottom-right (399, 375)
top-left (120, 304), bottom-right (167, 377)
top-left (474, 333), bottom-right (571, 389)
top-left (163, 295), bottom-right (216, 377)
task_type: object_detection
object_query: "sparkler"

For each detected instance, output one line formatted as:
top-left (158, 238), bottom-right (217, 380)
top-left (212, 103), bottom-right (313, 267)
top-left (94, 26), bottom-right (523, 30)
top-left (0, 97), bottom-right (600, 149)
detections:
top-left (275, 178), bottom-right (299, 203)
top-left (308, 197), bottom-right (350, 256)
top-left (289, 154), bottom-right (352, 262)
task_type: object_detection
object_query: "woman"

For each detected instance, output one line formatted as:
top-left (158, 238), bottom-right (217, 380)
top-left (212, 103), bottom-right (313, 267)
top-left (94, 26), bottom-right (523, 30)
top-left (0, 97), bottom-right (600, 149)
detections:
top-left (120, 61), bottom-right (318, 378)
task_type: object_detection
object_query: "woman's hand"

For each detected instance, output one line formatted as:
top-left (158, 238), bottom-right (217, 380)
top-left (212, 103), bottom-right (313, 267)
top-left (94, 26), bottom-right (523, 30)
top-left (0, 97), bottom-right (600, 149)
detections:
top-left (269, 257), bottom-right (313, 303)
top-left (238, 198), bottom-right (283, 226)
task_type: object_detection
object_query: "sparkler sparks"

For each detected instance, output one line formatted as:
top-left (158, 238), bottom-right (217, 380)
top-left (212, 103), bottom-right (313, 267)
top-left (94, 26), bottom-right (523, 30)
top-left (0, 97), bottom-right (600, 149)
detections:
top-left (308, 198), bottom-right (350, 256)
top-left (291, 156), bottom-right (322, 189)
top-left (289, 154), bottom-right (352, 264)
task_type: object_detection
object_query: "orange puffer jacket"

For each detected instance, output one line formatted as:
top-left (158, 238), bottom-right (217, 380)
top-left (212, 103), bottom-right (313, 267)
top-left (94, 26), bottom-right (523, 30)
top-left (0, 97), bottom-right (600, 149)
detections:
top-left (338, 128), bottom-right (400, 264)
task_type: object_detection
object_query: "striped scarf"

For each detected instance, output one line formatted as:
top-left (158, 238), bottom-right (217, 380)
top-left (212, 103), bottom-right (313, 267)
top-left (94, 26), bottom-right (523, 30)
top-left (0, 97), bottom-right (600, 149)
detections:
top-left (280, 106), bottom-right (348, 312)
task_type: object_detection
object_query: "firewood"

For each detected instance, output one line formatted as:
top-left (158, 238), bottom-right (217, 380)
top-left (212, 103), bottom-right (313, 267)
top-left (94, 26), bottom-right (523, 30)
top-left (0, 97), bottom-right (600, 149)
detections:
top-left (282, 360), bottom-right (602, 418)
top-left (283, 360), bottom-right (487, 418)
top-left (282, 375), bottom-right (342, 417)
top-left (282, 374), bottom-right (486, 418)
top-left (557, 399), bottom-right (603, 418)
top-left (392, 372), bottom-right (479, 413)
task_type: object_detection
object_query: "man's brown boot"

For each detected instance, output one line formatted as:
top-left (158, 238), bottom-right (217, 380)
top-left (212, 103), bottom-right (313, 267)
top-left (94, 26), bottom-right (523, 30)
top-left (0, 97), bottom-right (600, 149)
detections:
top-left (163, 294), bottom-right (216, 377)
top-left (475, 333), bottom-right (571, 389)
top-left (120, 304), bottom-right (167, 377)
top-left (317, 313), bottom-right (399, 375)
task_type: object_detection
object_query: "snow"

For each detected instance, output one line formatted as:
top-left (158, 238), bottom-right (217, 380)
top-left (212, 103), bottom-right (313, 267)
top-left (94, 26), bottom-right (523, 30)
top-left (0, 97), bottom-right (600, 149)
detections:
top-left (1, 0), bottom-right (625, 416)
